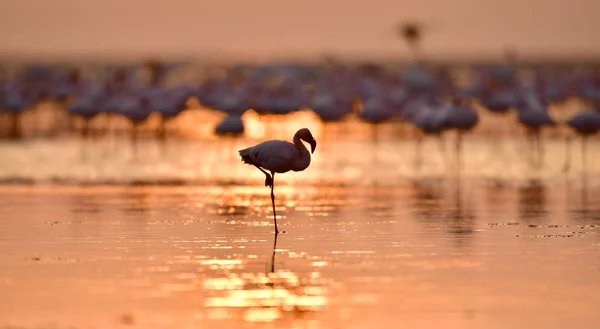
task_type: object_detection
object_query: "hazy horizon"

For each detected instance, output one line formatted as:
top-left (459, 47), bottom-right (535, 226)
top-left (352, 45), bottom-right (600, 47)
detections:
top-left (1, 0), bottom-right (599, 61)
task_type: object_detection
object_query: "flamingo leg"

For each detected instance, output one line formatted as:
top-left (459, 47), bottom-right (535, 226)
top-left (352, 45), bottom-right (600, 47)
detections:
top-left (581, 136), bottom-right (588, 174)
top-left (455, 130), bottom-right (463, 176)
top-left (528, 129), bottom-right (536, 168)
top-left (527, 130), bottom-right (535, 168)
top-left (80, 118), bottom-right (93, 161)
top-left (562, 136), bottom-right (572, 173)
top-left (519, 128), bottom-right (534, 169)
top-left (254, 165), bottom-right (272, 187)
top-left (131, 124), bottom-right (139, 161)
top-left (8, 112), bottom-right (22, 139)
top-left (372, 125), bottom-right (379, 164)
top-left (269, 226), bottom-right (278, 274)
top-left (105, 113), bottom-right (113, 137)
top-left (414, 135), bottom-right (423, 173)
top-left (437, 134), bottom-right (449, 170)
top-left (157, 116), bottom-right (166, 140)
top-left (371, 124), bottom-right (378, 145)
top-left (68, 115), bottom-right (78, 134)
top-left (158, 117), bottom-right (171, 157)
top-left (535, 129), bottom-right (543, 170)
top-left (270, 172), bottom-right (279, 234)
top-left (83, 118), bottom-right (92, 139)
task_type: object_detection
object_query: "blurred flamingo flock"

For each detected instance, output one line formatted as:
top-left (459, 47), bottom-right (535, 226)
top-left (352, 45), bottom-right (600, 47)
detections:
top-left (1, 25), bottom-right (600, 185)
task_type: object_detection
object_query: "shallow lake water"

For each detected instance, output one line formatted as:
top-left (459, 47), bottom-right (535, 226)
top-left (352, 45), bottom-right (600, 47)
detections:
top-left (1, 127), bottom-right (600, 328)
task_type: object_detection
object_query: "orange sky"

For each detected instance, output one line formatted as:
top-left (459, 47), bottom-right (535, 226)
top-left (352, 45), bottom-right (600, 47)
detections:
top-left (0, 0), bottom-right (598, 61)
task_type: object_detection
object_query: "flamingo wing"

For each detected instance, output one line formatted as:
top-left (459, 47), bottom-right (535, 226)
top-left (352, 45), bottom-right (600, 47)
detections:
top-left (240, 140), bottom-right (298, 173)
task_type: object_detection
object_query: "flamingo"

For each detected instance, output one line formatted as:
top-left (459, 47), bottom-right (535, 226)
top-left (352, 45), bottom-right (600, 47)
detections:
top-left (402, 65), bottom-right (436, 95)
top-left (515, 90), bottom-right (556, 169)
top-left (238, 128), bottom-right (317, 234)
top-left (402, 94), bottom-right (451, 171)
top-left (308, 78), bottom-right (356, 140)
top-left (143, 85), bottom-right (191, 139)
top-left (357, 94), bottom-right (394, 143)
top-left (477, 51), bottom-right (520, 116)
top-left (50, 68), bottom-right (81, 105)
top-left (398, 21), bottom-right (425, 61)
top-left (1, 81), bottom-right (39, 139)
top-left (309, 88), bottom-right (353, 123)
top-left (532, 66), bottom-right (570, 105)
top-left (67, 94), bottom-right (103, 138)
top-left (442, 97), bottom-right (480, 172)
top-left (562, 109), bottom-right (600, 173)
top-left (215, 114), bottom-right (245, 161)
top-left (215, 114), bottom-right (244, 136)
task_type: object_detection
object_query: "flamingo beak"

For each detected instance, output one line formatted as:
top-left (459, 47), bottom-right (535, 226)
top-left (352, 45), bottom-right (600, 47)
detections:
top-left (310, 139), bottom-right (317, 154)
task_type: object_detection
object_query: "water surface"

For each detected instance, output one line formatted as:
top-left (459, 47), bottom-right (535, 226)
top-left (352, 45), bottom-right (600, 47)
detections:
top-left (1, 126), bottom-right (600, 328)
top-left (1, 180), bottom-right (599, 328)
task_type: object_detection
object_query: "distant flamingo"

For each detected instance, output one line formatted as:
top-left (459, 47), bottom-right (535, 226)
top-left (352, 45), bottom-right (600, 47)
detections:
top-left (532, 66), bottom-right (570, 105)
top-left (1, 81), bottom-right (38, 139)
top-left (215, 114), bottom-right (245, 163)
top-left (215, 114), bottom-right (244, 136)
top-left (443, 97), bottom-right (480, 172)
top-left (51, 68), bottom-right (82, 104)
top-left (357, 95), bottom-right (394, 143)
top-left (563, 109), bottom-right (600, 173)
top-left (67, 94), bottom-right (102, 137)
top-left (309, 89), bottom-right (353, 123)
top-left (515, 90), bottom-right (556, 169)
top-left (238, 128), bottom-right (317, 234)
top-left (398, 21), bottom-right (425, 61)
top-left (145, 85), bottom-right (191, 139)
top-left (402, 94), bottom-right (450, 171)
top-left (402, 65), bottom-right (436, 95)
top-left (308, 80), bottom-right (355, 140)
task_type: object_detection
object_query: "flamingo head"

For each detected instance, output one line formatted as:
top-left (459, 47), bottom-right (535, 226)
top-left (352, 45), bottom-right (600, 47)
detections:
top-left (296, 128), bottom-right (317, 154)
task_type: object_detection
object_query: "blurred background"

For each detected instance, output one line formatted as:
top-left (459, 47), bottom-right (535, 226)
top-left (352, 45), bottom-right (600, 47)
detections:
top-left (1, 0), bottom-right (599, 185)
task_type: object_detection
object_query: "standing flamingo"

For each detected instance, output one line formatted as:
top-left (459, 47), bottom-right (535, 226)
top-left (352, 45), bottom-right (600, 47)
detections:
top-left (562, 109), bottom-right (600, 173)
top-left (442, 97), bottom-right (480, 173)
top-left (515, 91), bottom-right (556, 169)
top-left (238, 128), bottom-right (317, 234)
top-left (402, 94), bottom-right (450, 172)
top-left (398, 21), bottom-right (425, 61)
top-left (215, 114), bottom-right (244, 136)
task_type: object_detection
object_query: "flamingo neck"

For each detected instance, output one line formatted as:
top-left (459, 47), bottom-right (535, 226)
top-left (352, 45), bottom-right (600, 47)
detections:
top-left (292, 133), bottom-right (311, 172)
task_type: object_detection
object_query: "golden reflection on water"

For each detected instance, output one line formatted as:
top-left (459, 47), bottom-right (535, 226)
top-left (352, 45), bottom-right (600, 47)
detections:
top-left (203, 270), bottom-right (329, 322)
top-left (199, 232), bottom-right (331, 324)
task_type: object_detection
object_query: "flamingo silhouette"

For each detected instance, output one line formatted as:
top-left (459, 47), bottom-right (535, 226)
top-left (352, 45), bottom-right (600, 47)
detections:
top-left (239, 128), bottom-right (317, 234)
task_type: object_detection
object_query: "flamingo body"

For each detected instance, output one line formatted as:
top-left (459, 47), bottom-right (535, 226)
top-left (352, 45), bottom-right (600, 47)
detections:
top-left (239, 128), bottom-right (316, 173)
top-left (445, 103), bottom-right (479, 131)
top-left (517, 110), bottom-right (555, 129)
top-left (566, 110), bottom-right (600, 135)
top-left (481, 88), bottom-right (520, 113)
top-left (310, 93), bottom-right (352, 122)
top-left (67, 96), bottom-right (101, 119)
top-left (358, 97), bottom-right (393, 124)
top-left (215, 114), bottom-right (244, 136)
